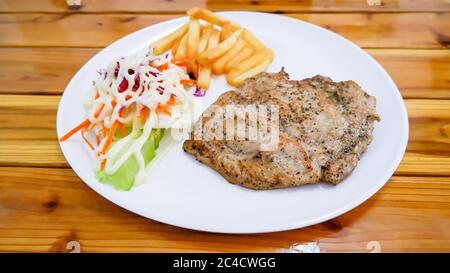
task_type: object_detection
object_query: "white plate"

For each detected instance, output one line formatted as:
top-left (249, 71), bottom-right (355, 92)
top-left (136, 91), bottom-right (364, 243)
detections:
top-left (57, 12), bottom-right (408, 233)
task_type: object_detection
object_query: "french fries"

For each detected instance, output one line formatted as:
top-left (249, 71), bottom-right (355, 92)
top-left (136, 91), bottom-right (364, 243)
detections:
top-left (212, 38), bottom-right (246, 74)
top-left (198, 27), bottom-right (212, 54)
top-left (228, 49), bottom-right (271, 74)
top-left (227, 50), bottom-right (274, 87)
top-left (227, 58), bottom-right (272, 87)
top-left (187, 19), bottom-right (200, 72)
top-left (220, 22), bottom-right (234, 41)
top-left (224, 46), bottom-right (253, 73)
top-left (152, 23), bottom-right (188, 55)
top-left (197, 30), bottom-right (220, 89)
top-left (187, 7), bottom-right (241, 30)
top-left (198, 29), bottom-right (243, 64)
top-left (150, 8), bottom-right (274, 88)
top-left (174, 34), bottom-right (188, 60)
top-left (171, 37), bottom-right (182, 54)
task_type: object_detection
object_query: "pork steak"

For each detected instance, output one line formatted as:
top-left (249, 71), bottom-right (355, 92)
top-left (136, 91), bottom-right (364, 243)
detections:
top-left (183, 69), bottom-right (379, 190)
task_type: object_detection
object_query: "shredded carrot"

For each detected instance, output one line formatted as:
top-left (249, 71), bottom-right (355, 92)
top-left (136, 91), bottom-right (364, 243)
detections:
top-left (102, 121), bottom-right (118, 154)
top-left (100, 159), bottom-right (107, 171)
top-left (156, 63), bottom-right (169, 71)
top-left (95, 92), bottom-right (100, 99)
top-left (154, 95), bottom-right (175, 117)
top-left (180, 79), bottom-right (196, 85)
top-left (140, 107), bottom-right (150, 122)
top-left (102, 122), bottom-right (107, 137)
top-left (111, 100), bottom-right (117, 108)
top-left (81, 127), bottom-right (95, 151)
top-left (167, 94), bottom-right (176, 106)
top-left (119, 122), bottom-right (126, 136)
top-left (95, 135), bottom-right (101, 146)
top-left (94, 103), bottom-right (105, 118)
top-left (59, 119), bottom-right (90, 142)
top-left (156, 104), bottom-right (171, 116)
top-left (125, 94), bottom-right (132, 101)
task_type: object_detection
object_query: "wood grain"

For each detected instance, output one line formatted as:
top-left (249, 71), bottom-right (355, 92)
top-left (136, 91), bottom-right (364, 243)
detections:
top-left (1, 48), bottom-right (448, 97)
top-left (0, 13), bottom-right (448, 48)
top-left (0, 94), bottom-right (449, 175)
top-left (2, 0), bottom-right (448, 13)
top-left (0, 13), bottom-right (178, 48)
top-left (0, 0), bottom-right (205, 13)
top-left (397, 153), bottom-right (450, 176)
top-left (0, 167), bottom-right (448, 252)
top-left (208, 0), bottom-right (450, 13)
top-left (287, 13), bottom-right (450, 49)
top-left (367, 49), bottom-right (450, 99)
top-left (0, 48), bottom-right (97, 95)
top-left (0, 0), bottom-right (449, 253)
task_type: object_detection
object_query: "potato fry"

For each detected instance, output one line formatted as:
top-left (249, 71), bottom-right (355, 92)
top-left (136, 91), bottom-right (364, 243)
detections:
top-left (187, 18), bottom-right (201, 72)
top-left (152, 23), bottom-right (188, 55)
top-left (174, 33), bottom-right (188, 60)
top-left (212, 38), bottom-right (246, 74)
top-left (243, 29), bottom-right (266, 51)
top-left (198, 28), bottom-right (212, 54)
top-left (227, 49), bottom-right (272, 74)
top-left (171, 35), bottom-right (183, 54)
top-left (197, 29), bottom-right (243, 64)
top-left (224, 46), bottom-right (254, 73)
top-left (207, 30), bottom-right (220, 52)
top-left (200, 23), bottom-right (213, 31)
top-left (187, 7), bottom-right (241, 30)
top-left (220, 22), bottom-right (234, 41)
top-left (226, 57), bottom-right (272, 87)
top-left (197, 30), bottom-right (220, 89)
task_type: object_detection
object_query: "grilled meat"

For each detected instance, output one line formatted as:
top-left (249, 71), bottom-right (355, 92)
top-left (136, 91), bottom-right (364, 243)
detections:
top-left (183, 69), bottom-right (379, 189)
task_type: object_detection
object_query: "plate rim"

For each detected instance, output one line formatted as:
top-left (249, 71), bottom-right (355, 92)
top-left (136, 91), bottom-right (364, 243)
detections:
top-left (56, 11), bottom-right (409, 234)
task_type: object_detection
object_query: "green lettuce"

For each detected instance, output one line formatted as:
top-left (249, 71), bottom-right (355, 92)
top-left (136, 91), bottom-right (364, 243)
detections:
top-left (96, 128), bottom-right (165, 191)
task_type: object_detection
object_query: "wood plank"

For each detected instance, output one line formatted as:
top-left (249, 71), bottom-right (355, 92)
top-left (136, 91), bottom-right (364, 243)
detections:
top-left (367, 49), bottom-right (450, 99)
top-left (0, 168), bottom-right (448, 252)
top-left (1, 0), bottom-right (447, 13)
top-left (0, 13), bottom-right (178, 48)
top-left (0, 13), bottom-right (448, 48)
top-left (0, 140), bottom-right (66, 167)
top-left (286, 13), bottom-right (450, 49)
top-left (0, 0), bottom-right (205, 13)
top-left (0, 48), bottom-right (448, 97)
top-left (0, 95), bottom-right (450, 175)
top-left (208, 0), bottom-right (450, 13)
top-left (0, 48), bottom-right (97, 95)
top-left (397, 153), bottom-right (450, 176)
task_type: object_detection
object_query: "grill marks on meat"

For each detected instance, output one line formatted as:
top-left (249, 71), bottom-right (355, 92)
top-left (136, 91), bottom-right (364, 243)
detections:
top-left (183, 69), bottom-right (379, 189)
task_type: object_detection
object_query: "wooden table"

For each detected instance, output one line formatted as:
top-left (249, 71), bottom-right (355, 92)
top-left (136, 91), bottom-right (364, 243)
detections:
top-left (0, 0), bottom-right (449, 253)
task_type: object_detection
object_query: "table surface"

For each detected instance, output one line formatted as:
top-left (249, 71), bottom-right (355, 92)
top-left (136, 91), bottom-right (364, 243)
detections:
top-left (0, 0), bottom-right (449, 253)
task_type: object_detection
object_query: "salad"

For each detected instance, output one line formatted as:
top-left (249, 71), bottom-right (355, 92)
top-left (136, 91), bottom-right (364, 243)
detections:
top-left (59, 49), bottom-right (198, 190)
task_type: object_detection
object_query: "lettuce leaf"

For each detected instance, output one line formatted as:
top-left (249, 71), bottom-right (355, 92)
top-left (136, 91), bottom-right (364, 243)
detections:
top-left (96, 128), bottom-right (165, 191)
